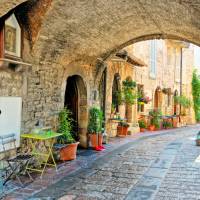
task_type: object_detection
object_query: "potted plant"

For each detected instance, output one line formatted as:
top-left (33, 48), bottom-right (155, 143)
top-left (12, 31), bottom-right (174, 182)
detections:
top-left (138, 119), bottom-right (146, 132)
top-left (117, 121), bottom-right (129, 137)
top-left (88, 107), bottom-right (104, 151)
top-left (174, 95), bottom-right (191, 125)
top-left (162, 120), bottom-right (173, 129)
top-left (116, 79), bottom-right (137, 106)
top-left (149, 109), bottom-right (162, 131)
top-left (196, 131), bottom-right (200, 146)
top-left (56, 108), bottom-right (79, 161)
top-left (138, 96), bottom-right (151, 104)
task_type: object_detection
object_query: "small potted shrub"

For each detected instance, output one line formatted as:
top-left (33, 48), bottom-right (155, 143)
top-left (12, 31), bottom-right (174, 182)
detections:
top-left (88, 107), bottom-right (104, 151)
top-left (117, 121), bottom-right (129, 137)
top-left (56, 108), bottom-right (79, 161)
top-left (196, 131), bottom-right (200, 146)
top-left (162, 121), bottom-right (173, 129)
top-left (149, 109), bottom-right (162, 131)
top-left (138, 119), bottom-right (146, 132)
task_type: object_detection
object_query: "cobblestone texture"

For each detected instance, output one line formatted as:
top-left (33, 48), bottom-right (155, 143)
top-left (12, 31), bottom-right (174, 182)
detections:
top-left (31, 125), bottom-right (200, 200)
top-left (2, 126), bottom-right (200, 200)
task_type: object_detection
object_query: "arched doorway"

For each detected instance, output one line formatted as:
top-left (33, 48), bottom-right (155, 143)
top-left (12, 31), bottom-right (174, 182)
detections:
top-left (65, 76), bottom-right (78, 140)
top-left (99, 68), bottom-right (107, 116)
top-left (154, 87), bottom-right (162, 109)
top-left (64, 75), bottom-right (88, 147)
top-left (174, 90), bottom-right (178, 115)
top-left (112, 73), bottom-right (120, 113)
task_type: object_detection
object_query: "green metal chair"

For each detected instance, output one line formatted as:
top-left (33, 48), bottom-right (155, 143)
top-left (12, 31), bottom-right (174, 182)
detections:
top-left (0, 133), bottom-right (33, 187)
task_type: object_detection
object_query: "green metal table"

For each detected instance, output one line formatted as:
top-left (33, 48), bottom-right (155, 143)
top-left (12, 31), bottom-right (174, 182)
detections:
top-left (21, 132), bottom-right (63, 178)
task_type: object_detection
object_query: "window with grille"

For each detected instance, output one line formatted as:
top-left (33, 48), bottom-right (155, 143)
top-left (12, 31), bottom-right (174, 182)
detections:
top-left (149, 40), bottom-right (157, 79)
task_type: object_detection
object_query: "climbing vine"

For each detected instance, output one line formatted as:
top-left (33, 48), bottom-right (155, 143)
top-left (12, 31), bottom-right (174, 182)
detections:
top-left (192, 70), bottom-right (200, 122)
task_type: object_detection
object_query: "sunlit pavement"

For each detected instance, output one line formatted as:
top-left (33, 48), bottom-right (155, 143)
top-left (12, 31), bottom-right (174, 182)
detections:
top-left (31, 125), bottom-right (200, 200)
top-left (3, 125), bottom-right (200, 200)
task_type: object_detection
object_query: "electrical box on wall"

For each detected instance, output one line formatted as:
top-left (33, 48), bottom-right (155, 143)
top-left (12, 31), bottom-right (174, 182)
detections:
top-left (0, 97), bottom-right (22, 152)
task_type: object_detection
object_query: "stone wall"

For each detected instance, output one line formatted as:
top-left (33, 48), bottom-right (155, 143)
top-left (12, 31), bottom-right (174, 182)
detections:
top-left (128, 39), bottom-right (195, 124)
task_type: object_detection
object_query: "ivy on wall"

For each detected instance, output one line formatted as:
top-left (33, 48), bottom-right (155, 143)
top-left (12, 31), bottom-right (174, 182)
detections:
top-left (192, 70), bottom-right (200, 122)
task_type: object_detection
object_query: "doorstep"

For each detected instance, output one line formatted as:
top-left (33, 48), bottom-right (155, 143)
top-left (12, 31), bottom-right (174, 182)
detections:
top-left (2, 125), bottom-right (196, 200)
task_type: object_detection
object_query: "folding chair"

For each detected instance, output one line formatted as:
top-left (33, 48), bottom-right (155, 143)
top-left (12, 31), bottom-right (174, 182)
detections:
top-left (0, 133), bottom-right (33, 186)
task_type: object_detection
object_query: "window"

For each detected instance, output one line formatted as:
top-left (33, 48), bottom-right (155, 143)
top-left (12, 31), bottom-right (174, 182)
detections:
top-left (4, 14), bottom-right (21, 58)
top-left (149, 40), bottom-right (157, 79)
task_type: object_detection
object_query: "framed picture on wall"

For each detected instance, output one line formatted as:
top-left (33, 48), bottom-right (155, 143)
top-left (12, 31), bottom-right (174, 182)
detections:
top-left (5, 25), bottom-right (17, 55)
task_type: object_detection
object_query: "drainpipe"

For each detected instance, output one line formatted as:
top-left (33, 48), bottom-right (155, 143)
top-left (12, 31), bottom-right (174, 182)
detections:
top-left (179, 47), bottom-right (183, 118)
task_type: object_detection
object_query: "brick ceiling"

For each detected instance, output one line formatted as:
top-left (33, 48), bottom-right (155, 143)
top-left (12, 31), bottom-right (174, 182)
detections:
top-left (1, 0), bottom-right (200, 65)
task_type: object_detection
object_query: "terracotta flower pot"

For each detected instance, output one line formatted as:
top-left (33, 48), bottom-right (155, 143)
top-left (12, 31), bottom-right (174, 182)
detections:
top-left (90, 134), bottom-right (98, 148)
top-left (140, 128), bottom-right (145, 132)
top-left (148, 125), bottom-right (155, 131)
top-left (117, 126), bottom-right (128, 137)
top-left (60, 142), bottom-right (79, 161)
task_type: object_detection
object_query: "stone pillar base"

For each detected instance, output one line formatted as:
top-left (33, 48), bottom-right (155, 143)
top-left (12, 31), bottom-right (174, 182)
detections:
top-left (128, 123), bottom-right (140, 135)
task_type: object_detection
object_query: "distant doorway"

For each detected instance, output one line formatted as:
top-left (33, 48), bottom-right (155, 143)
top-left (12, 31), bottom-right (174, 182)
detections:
top-left (174, 90), bottom-right (178, 115)
top-left (112, 73), bottom-right (121, 113)
top-left (64, 75), bottom-right (88, 143)
top-left (154, 87), bottom-right (162, 109)
top-left (99, 69), bottom-right (107, 116)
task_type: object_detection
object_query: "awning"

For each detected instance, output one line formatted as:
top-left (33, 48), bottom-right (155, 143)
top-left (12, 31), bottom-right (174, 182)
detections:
top-left (116, 50), bottom-right (147, 67)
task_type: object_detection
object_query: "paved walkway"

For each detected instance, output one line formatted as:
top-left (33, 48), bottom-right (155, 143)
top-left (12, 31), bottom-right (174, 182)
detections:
top-left (2, 125), bottom-right (200, 200)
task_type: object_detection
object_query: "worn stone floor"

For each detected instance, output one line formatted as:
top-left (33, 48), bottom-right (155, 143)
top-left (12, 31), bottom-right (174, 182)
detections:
top-left (2, 125), bottom-right (200, 200)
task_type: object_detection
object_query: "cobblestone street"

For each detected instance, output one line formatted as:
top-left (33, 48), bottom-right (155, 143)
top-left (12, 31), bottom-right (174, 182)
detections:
top-left (28, 125), bottom-right (200, 200)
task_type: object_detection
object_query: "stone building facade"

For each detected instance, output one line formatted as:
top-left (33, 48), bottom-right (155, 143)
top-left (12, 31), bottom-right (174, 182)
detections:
top-left (126, 39), bottom-right (195, 125)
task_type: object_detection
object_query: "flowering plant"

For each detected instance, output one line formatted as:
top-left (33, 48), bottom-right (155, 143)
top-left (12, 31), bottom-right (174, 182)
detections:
top-left (138, 96), bottom-right (151, 104)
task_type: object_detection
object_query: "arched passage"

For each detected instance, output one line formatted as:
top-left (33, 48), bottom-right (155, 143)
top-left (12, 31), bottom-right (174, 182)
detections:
top-left (2, 1), bottom-right (200, 65)
top-left (64, 75), bottom-right (88, 148)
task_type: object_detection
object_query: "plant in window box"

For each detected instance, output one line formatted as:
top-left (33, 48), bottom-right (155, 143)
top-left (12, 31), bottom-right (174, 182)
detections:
top-left (55, 108), bottom-right (79, 161)
top-left (88, 107), bottom-right (104, 151)
top-left (138, 119), bottom-right (146, 132)
top-left (148, 109), bottom-right (162, 131)
top-left (117, 121), bottom-right (129, 137)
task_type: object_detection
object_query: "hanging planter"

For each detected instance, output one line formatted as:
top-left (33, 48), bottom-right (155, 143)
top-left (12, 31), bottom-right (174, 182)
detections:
top-left (138, 96), bottom-right (151, 104)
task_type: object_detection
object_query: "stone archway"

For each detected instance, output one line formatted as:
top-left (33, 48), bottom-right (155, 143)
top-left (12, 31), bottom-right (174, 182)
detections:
top-left (64, 75), bottom-right (88, 148)
top-left (3, 1), bottom-right (200, 65)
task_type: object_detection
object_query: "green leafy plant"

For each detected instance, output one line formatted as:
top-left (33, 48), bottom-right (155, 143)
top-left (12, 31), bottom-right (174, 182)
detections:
top-left (88, 107), bottom-right (103, 134)
top-left (192, 70), bottom-right (200, 122)
top-left (174, 95), bottom-right (191, 108)
top-left (162, 121), bottom-right (173, 129)
top-left (118, 121), bottom-right (129, 127)
top-left (138, 119), bottom-right (146, 128)
top-left (149, 109), bottom-right (162, 128)
top-left (57, 108), bottom-right (75, 144)
top-left (116, 79), bottom-right (137, 105)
